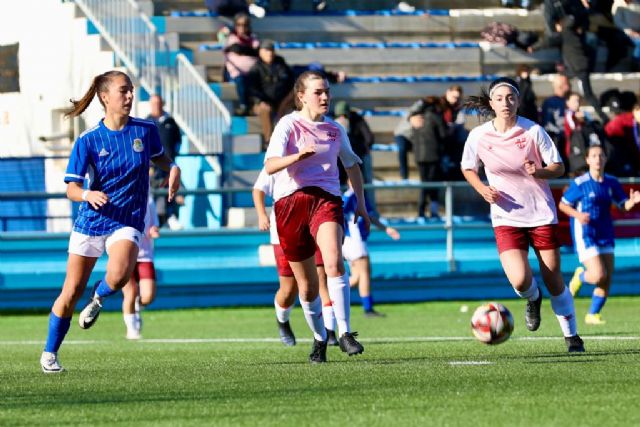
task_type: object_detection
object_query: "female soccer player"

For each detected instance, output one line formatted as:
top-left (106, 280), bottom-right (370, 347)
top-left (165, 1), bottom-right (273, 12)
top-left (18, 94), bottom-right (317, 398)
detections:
top-left (559, 145), bottom-right (640, 324)
top-left (264, 70), bottom-right (370, 363)
top-left (461, 77), bottom-right (584, 353)
top-left (252, 168), bottom-right (339, 346)
top-left (121, 193), bottom-right (160, 339)
top-left (342, 183), bottom-right (400, 317)
top-left (40, 70), bottom-right (181, 372)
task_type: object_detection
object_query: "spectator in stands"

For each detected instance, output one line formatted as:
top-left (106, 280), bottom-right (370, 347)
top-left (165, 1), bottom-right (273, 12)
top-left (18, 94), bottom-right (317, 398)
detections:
top-left (440, 85), bottom-right (467, 181)
top-left (205, 0), bottom-right (266, 18)
top-left (588, 0), bottom-right (635, 71)
top-left (515, 64), bottom-right (539, 122)
top-left (541, 74), bottom-right (572, 165)
top-left (612, 0), bottom-right (640, 64)
top-left (40, 70), bottom-right (181, 373)
top-left (394, 103), bottom-right (418, 181)
top-left (409, 96), bottom-right (447, 219)
top-left (147, 95), bottom-right (184, 230)
top-left (604, 103), bottom-right (640, 176)
top-left (333, 100), bottom-right (376, 211)
top-left (247, 39), bottom-right (295, 148)
top-left (220, 13), bottom-right (260, 116)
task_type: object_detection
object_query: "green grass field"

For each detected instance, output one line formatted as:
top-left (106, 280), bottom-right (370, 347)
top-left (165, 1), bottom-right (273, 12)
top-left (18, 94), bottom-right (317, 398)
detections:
top-left (1, 297), bottom-right (640, 426)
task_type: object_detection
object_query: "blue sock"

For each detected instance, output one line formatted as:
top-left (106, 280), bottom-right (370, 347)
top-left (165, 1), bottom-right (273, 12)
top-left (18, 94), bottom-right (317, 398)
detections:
top-left (579, 271), bottom-right (596, 286)
top-left (362, 295), bottom-right (374, 312)
top-left (589, 294), bottom-right (607, 315)
top-left (95, 277), bottom-right (117, 299)
top-left (44, 312), bottom-right (71, 353)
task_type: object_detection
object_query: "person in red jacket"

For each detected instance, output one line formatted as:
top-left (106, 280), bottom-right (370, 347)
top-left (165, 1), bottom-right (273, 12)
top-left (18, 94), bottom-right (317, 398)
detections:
top-left (604, 103), bottom-right (640, 177)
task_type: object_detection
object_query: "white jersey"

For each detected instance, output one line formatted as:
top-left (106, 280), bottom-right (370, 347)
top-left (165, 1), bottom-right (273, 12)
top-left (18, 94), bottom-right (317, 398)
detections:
top-left (253, 168), bottom-right (279, 245)
top-left (137, 194), bottom-right (160, 262)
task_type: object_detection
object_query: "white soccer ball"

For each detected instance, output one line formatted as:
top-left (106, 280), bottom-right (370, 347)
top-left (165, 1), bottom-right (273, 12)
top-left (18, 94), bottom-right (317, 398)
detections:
top-left (470, 302), bottom-right (514, 345)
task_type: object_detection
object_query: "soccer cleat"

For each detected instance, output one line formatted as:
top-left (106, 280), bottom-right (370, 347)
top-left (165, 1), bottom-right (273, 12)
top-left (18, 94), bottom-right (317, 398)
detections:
top-left (277, 320), bottom-right (296, 346)
top-left (339, 332), bottom-right (364, 356)
top-left (78, 282), bottom-right (103, 330)
top-left (309, 339), bottom-right (328, 363)
top-left (565, 335), bottom-right (585, 353)
top-left (569, 266), bottom-right (585, 297)
top-left (585, 313), bottom-right (606, 325)
top-left (40, 351), bottom-right (64, 373)
top-left (364, 309), bottom-right (385, 318)
top-left (126, 329), bottom-right (142, 340)
top-left (326, 329), bottom-right (339, 346)
top-left (525, 290), bottom-right (543, 331)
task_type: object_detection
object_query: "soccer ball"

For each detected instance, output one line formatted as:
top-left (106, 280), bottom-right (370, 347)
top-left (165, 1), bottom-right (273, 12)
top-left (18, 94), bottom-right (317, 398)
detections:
top-left (470, 302), bottom-right (514, 345)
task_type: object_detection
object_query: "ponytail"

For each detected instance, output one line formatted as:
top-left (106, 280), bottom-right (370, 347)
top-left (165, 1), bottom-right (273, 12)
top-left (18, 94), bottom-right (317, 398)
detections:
top-left (464, 87), bottom-right (494, 119)
top-left (65, 70), bottom-right (130, 118)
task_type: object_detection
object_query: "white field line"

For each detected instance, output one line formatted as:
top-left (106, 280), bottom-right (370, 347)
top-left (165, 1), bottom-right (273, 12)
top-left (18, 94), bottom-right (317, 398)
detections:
top-left (449, 361), bottom-right (494, 365)
top-left (1, 335), bottom-right (638, 346)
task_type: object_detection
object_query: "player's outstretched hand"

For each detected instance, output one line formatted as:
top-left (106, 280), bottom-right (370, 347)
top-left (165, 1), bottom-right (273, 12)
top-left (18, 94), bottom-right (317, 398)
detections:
top-left (168, 165), bottom-right (181, 202)
top-left (86, 191), bottom-right (109, 210)
top-left (386, 226), bottom-right (400, 240)
top-left (630, 189), bottom-right (640, 206)
top-left (481, 185), bottom-right (500, 204)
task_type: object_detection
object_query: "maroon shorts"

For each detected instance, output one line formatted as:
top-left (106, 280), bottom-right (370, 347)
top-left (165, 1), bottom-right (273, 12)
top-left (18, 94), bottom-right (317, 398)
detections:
top-left (494, 224), bottom-right (560, 254)
top-left (274, 187), bottom-right (344, 262)
top-left (133, 261), bottom-right (156, 281)
top-left (273, 244), bottom-right (324, 277)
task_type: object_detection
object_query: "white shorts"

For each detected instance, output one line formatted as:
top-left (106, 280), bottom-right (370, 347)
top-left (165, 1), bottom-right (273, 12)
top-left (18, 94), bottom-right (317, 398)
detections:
top-left (342, 235), bottom-right (368, 262)
top-left (68, 227), bottom-right (142, 258)
top-left (577, 245), bottom-right (614, 264)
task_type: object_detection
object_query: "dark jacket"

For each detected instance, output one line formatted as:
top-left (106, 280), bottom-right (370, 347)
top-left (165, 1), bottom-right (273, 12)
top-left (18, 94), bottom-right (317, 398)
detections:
top-left (516, 76), bottom-right (539, 122)
top-left (411, 110), bottom-right (447, 163)
top-left (344, 111), bottom-right (374, 159)
top-left (247, 56), bottom-right (294, 109)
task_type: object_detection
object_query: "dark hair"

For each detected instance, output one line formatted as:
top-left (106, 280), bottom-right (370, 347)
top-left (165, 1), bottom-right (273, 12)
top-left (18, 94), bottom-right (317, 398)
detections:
top-left (464, 77), bottom-right (519, 119)
top-left (65, 70), bottom-right (131, 118)
top-left (585, 143), bottom-right (606, 158)
top-left (447, 84), bottom-right (463, 94)
top-left (293, 70), bottom-right (326, 110)
top-left (565, 91), bottom-right (581, 101)
top-left (233, 12), bottom-right (250, 25)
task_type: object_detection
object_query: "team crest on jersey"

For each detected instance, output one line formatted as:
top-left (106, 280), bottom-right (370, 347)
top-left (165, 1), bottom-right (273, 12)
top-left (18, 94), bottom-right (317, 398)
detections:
top-left (514, 137), bottom-right (527, 149)
top-left (132, 138), bottom-right (144, 152)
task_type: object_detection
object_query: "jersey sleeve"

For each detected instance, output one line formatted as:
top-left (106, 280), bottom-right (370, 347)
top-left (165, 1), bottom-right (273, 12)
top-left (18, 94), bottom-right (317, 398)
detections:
top-left (460, 129), bottom-right (481, 171)
top-left (264, 117), bottom-right (291, 161)
top-left (64, 137), bottom-right (90, 183)
top-left (253, 168), bottom-right (274, 197)
top-left (337, 122), bottom-right (361, 168)
top-left (609, 177), bottom-right (629, 208)
top-left (534, 125), bottom-right (562, 165)
top-left (149, 123), bottom-right (165, 158)
top-left (560, 180), bottom-right (581, 206)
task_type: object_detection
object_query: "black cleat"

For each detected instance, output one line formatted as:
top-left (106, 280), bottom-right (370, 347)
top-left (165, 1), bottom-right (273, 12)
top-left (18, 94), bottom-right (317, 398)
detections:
top-left (364, 309), bottom-right (385, 318)
top-left (309, 339), bottom-right (328, 363)
top-left (339, 332), bottom-right (364, 356)
top-left (525, 291), bottom-right (543, 331)
top-left (326, 329), bottom-right (339, 346)
top-left (277, 320), bottom-right (296, 346)
top-left (565, 335), bottom-right (585, 353)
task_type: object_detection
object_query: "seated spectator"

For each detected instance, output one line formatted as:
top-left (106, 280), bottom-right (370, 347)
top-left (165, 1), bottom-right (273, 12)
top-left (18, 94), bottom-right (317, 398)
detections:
top-left (440, 85), bottom-right (466, 181)
top-left (605, 103), bottom-right (640, 176)
top-left (515, 64), bottom-right (539, 122)
top-left (541, 74), bottom-right (571, 165)
top-left (220, 13), bottom-right (259, 115)
top-left (206, 0), bottom-right (266, 18)
top-left (612, 0), bottom-right (640, 65)
top-left (246, 39), bottom-right (294, 148)
top-left (333, 101), bottom-right (376, 211)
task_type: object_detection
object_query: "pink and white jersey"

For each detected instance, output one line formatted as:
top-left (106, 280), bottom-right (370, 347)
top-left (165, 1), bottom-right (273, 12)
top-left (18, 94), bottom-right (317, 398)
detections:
top-left (264, 111), bottom-right (361, 201)
top-left (253, 168), bottom-right (279, 244)
top-left (461, 116), bottom-right (562, 228)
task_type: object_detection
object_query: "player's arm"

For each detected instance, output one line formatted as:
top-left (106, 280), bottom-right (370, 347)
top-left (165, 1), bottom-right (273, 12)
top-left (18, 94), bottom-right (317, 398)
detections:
top-left (345, 164), bottom-right (370, 232)
top-left (462, 169), bottom-right (499, 204)
top-left (264, 147), bottom-right (316, 175)
top-left (252, 189), bottom-right (270, 231)
top-left (151, 154), bottom-right (181, 202)
top-left (66, 181), bottom-right (108, 209)
top-left (558, 201), bottom-right (590, 224)
top-left (369, 214), bottom-right (400, 240)
top-left (524, 161), bottom-right (565, 179)
top-left (623, 189), bottom-right (640, 211)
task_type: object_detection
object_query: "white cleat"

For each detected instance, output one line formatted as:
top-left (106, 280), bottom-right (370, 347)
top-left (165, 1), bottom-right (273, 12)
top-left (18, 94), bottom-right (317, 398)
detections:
top-left (79, 296), bottom-right (103, 329)
top-left (126, 329), bottom-right (142, 340)
top-left (40, 351), bottom-right (64, 373)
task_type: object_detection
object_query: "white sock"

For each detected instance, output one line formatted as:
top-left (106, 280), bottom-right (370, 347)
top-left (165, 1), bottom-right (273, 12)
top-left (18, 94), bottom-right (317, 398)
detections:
top-left (327, 274), bottom-right (351, 336)
top-left (274, 299), bottom-right (293, 323)
top-left (550, 286), bottom-right (578, 337)
top-left (300, 296), bottom-right (327, 341)
top-left (123, 313), bottom-right (137, 333)
top-left (513, 277), bottom-right (540, 301)
top-left (322, 304), bottom-right (336, 331)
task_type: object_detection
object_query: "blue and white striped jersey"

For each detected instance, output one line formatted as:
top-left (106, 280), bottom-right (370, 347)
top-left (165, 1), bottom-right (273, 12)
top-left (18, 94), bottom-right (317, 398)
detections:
top-left (561, 172), bottom-right (628, 248)
top-left (64, 117), bottom-right (164, 235)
